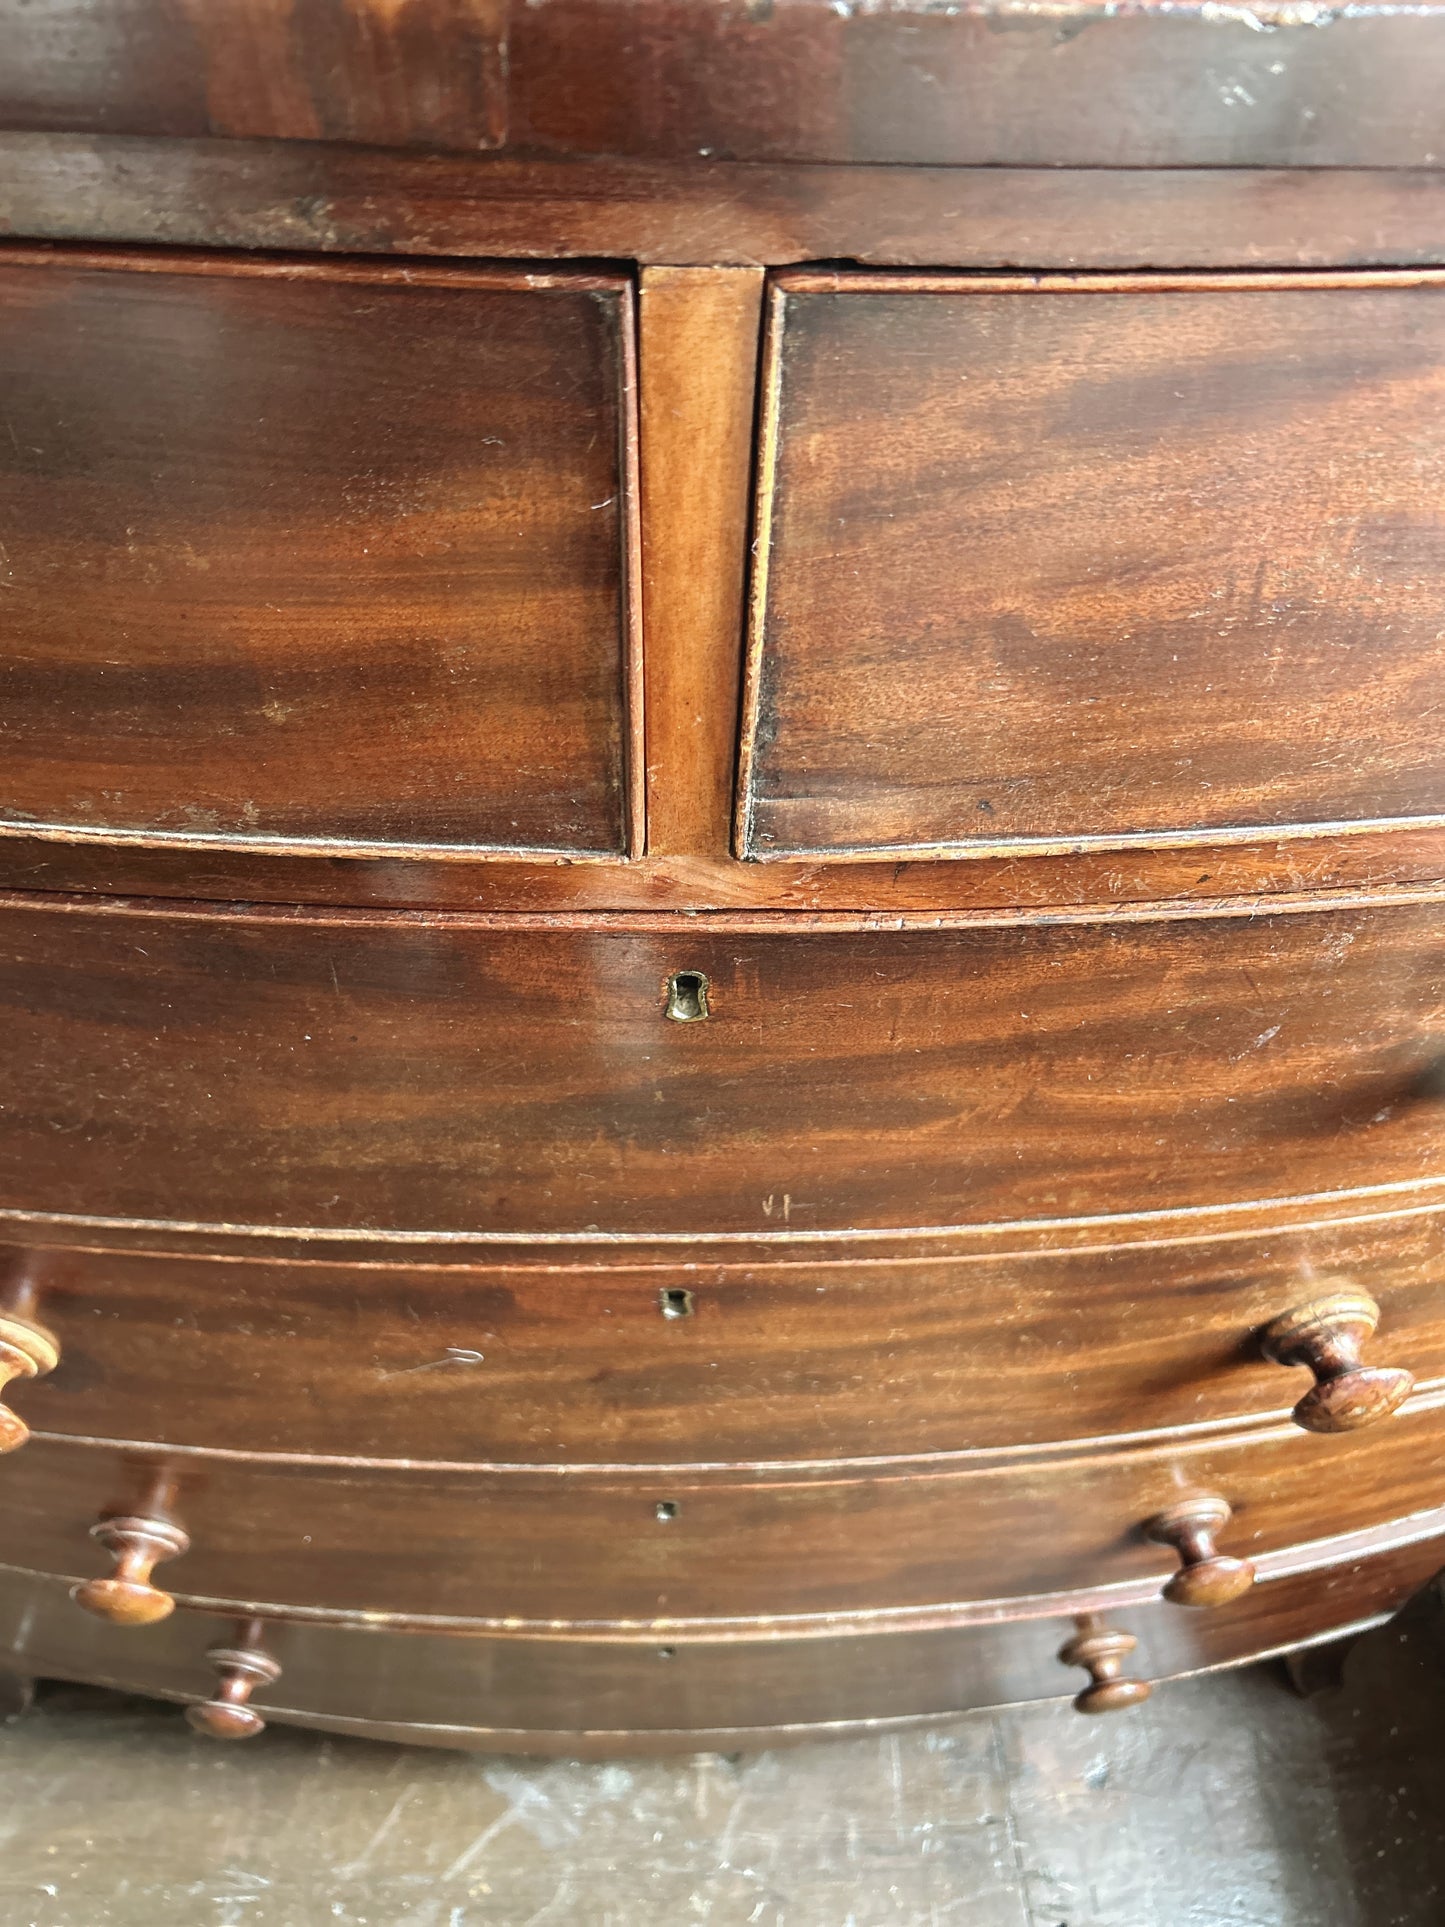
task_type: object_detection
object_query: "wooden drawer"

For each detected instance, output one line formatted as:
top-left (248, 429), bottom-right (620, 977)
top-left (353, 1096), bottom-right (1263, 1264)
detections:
top-left (6, 1210), bottom-right (1443, 1463)
top-left (739, 271), bottom-right (1445, 861)
top-left (5, 1406), bottom-right (1445, 1626)
top-left (1, 896), bottom-right (1443, 1236)
top-left (0, 248), bottom-right (639, 865)
top-left (0, 1540), bottom-right (1436, 1754)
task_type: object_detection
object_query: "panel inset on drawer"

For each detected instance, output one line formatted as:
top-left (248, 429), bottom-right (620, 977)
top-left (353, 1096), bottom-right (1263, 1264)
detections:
top-left (0, 250), bottom-right (640, 860)
top-left (738, 270), bottom-right (1445, 860)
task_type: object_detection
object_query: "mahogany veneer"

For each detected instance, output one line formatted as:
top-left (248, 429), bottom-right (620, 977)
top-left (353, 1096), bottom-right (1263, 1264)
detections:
top-left (0, 0), bottom-right (1442, 1751)
top-left (0, 250), bottom-right (641, 862)
top-left (0, 1212), bottom-right (1433, 1463)
top-left (740, 273), bottom-right (1445, 861)
top-left (1, 898), bottom-right (1443, 1235)
top-left (10, 1405), bottom-right (1445, 1624)
top-left (0, 1539), bottom-right (1437, 1755)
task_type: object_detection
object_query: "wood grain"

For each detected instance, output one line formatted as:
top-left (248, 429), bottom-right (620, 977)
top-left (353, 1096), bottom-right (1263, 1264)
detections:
top-left (12, 141), bottom-right (1445, 277)
top-left (6, 5), bottom-right (1445, 1753)
top-left (7, 817), bottom-right (1445, 914)
top-left (0, 247), bottom-right (639, 863)
top-left (2, 895), bottom-right (1445, 1239)
top-left (639, 267), bottom-right (763, 860)
top-left (8, 0), bottom-right (1445, 169)
top-left (3, 1211), bottom-right (1441, 1465)
top-left (0, 0), bottom-right (507, 150)
top-left (6, 1409), bottom-right (1445, 1626)
top-left (741, 272), bottom-right (1445, 861)
top-left (0, 241), bottom-right (1442, 907)
top-left (504, 0), bottom-right (1445, 171)
top-left (0, 1543), bottom-right (1436, 1751)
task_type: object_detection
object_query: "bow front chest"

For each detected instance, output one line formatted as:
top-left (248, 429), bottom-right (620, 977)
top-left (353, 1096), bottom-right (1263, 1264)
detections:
top-left (1, 0), bottom-right (1445, 1750)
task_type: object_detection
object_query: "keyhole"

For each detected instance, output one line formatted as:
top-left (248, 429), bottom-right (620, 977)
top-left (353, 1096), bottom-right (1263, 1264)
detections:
top-left (659, 1288), bottom-right (694, 1320)
top-left (665, 971), bottom-right (710, 1023)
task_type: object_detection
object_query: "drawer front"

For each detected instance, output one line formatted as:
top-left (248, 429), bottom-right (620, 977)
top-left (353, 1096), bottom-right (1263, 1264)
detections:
top-left (740, 271), bottom-right (1445, 860)
top-left (0, 250), bottom-right (638, 862)
top-left (7, 1212), bottom-right (1443, 1463)
top-left (2, 898), bottom-right (1443, 1236)
top-left (0, 1541), bottom-right (1434, 1751)
top-left (5, 1408), bottom-right (1444, 1624)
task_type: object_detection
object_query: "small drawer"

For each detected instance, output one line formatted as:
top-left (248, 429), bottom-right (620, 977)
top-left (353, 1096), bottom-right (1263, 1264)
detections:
top-left (3, 1210), bottom-right (1441, 1463)
top-left (739, 270), bottom-right (1445, 861)
top-left (0, 248), bottom-right (639, 866)
top-left (1, 896), bottom-right (1444, 1236)
top-left (6, 1406), bottom-right (1445, 1627)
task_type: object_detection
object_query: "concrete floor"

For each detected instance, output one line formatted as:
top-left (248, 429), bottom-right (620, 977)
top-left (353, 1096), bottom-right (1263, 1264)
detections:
top-left (3, 1601), bottom-right (1444, 1927)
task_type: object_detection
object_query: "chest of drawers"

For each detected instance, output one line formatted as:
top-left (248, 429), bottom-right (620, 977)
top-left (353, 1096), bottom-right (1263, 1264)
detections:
top-left (2, 0), bottom-right (1445, 1752)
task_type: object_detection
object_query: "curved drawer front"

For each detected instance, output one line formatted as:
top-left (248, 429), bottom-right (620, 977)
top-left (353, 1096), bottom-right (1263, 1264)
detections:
top-left (0, 1541), bottom-right (1435, 1750)
top-left (5, 1211), bottom-right (1443, 1462)
top-left (741, 271), bottom-right (1445, 861)
top-left (5, 1408), bottom-right (1444, 1625)
top-left (2, 897), bottom-right (1444, 1236)
top-left (0, 249), bottom-right (638, 866)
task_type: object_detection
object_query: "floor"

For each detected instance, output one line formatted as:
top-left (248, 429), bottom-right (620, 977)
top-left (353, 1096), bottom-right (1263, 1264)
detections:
top-left (4, 1598), bottom-right (1445, 1927)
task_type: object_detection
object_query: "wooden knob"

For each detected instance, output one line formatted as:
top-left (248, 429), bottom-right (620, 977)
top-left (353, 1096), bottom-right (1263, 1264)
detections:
top-left (186, 1622), bottom-right (281, 1741)
top-left (1261, 1288), bottom-right (1414, 1434)
top-left (71, 1514), bottom-right (190, 1626)
top-left (0, 1312), bottom-right (58, 1453)
top-left (1058, 1615), bottom-right (1153, 1715)
top-left (1144, 1494), bottom-right (1256, 1607)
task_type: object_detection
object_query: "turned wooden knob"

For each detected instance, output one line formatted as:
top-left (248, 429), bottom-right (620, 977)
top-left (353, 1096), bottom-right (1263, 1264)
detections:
top-left (0, 1312), bottom-right (59, 1453)
top-left (186, 1622), bottom-right (281, 1741)
top-left (1261, 1288), bottom-right (1414, 1434)
top-left (71, 1514), bottom-right (190, 1626)
top-left (1058, 1615), bottom-right (1152, 1715)
top-left (1144, 1494), bottom-right (1256, 1607)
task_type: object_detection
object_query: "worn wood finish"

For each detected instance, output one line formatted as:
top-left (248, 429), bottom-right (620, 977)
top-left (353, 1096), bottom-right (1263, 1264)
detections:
top-left (184, 1620), bottom-right (281, 1740)
top-left (0, 0), bottom-right (508, 150)
top-left (8, 242), bottom-right (1445, 913)
top-left (72, 1511), bottom-right (189, 1626)
top-left (3, 1411), bottom-right (1443, 1628)
top-left (2, 1211), bottom-right (1440, 1465)
top-left (1261, 1289), bottom-right (1417, 1434)
top-left (0, 244), bottom-right (1436, 913)
top-left (742, 272), bottom-right (1445, 862)
top-left (8, 0), bottom-right (1445, 170)
top-left (1058, 1617), bottom-right (1153, 1714)
top-left (15, 1160), bottom-right (1444, 1269)
top-left (503, 0), bottom-right (1445, 171)
top-left (6, 1), bottom-right (1445, 1754)
top-left (3, 1542), bottom-right (1436, 1754)
top-left (2, 896), bottom-right (1444, 1238)
top-left (0, 247), bottom-right (640, 865)
top-left (1145, 1496), bottom-right (1257, 1609)
top-left (0, 1308), bottom-right (58, 1454)
top-left (639, 266), bottom-right (764, 863)
top-left (16, 142), bottom-right (1445, 277)
top-left (14, 809), bottom-right (1445, 916)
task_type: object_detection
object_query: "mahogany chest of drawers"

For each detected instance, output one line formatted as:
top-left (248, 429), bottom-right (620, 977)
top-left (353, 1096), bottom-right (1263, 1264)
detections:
top-left (2, 0), bottom-right (1445, 1752)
